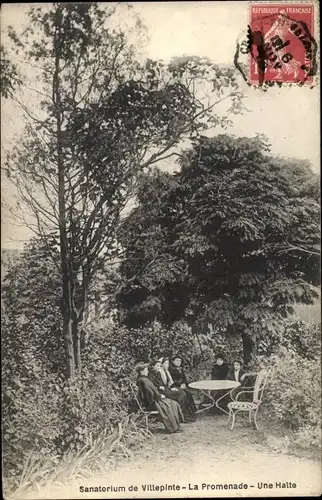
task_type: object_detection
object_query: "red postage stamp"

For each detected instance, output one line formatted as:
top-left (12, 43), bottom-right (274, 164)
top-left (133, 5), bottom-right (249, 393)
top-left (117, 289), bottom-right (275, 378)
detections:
top-left (247, 3), bottom-right (316, 86)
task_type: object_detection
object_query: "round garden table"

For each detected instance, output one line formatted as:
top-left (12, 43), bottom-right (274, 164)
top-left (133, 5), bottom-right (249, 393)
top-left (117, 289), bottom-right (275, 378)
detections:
top-left (189, 380), bottom-right (241, 415)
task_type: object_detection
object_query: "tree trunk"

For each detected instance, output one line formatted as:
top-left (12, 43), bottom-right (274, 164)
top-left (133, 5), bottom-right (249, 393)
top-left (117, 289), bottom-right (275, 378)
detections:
top-left (63, 318), bottom-right (75, 379)
top-left (54, 20), bottom-right (76, 379)
top-left (191, 323), bottom-right (207, 367)
top-left (94, 297), bottom-right (100, 320)
top-left (70, 278), bottom-right (84, 376)
top-left (242, 331), bottom-right (255, 366)
top-left (83, 293), bottom-right (90, 324)
top-left (72, 316), bottom-right (82, 376)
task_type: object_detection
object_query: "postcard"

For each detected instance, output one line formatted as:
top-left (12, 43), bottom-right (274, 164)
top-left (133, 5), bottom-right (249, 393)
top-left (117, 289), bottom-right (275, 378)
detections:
top-left (1, 1), bottom-right (320, 499)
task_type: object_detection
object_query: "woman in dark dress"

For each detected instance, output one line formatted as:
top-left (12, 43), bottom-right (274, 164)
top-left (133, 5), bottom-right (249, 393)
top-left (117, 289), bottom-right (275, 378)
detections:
top-left (226, 360), bottom-right (257, 401)
top-left (149, 358), bottom-right (196, 422)
top-left (169, 355), bottom-right (189, 388)
top-left (136, 362), bottom-right (184, 433)
top-left (226, 359), bottom-right (247, 383)
top-left (210, 354), bottom-right (229, 413)
top-left (211, 355), bottom-right (229, 380)
top-left (169, 355), bottom-right (197, 413)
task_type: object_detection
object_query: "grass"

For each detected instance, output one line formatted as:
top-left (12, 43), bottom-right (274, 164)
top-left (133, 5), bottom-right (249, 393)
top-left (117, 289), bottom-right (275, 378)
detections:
top-left (4, 413), bottom-right (151, 500)
top-left (293, 289), bottom-right (321, 323)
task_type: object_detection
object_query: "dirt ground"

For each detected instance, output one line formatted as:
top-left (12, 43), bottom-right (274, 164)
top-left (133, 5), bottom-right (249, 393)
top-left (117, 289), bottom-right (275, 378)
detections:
top-left (23, 412), bottom-right (321, 500)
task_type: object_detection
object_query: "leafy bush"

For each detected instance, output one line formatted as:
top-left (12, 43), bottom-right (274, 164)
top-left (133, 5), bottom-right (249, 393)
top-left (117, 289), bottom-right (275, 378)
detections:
top-left (292, 424), bottom-right (321, 449)
top-left (2, 319), bottom-right (141, 489)
top-left (263, 347), bottom-right (321, 449)
top-left (281, 319), bottom-right (321, 360)
top-left (257, 318), bottom-right (321, 360)
top-left (102, 320), bottom-right (195, 364)
top-left (2, 364), bottom-right (138, 489)
top-left (1, 239), bottom-right (65, 379)
top-left (3, 366), bottom-right (62, 486)
top-left (196, 326), bottom-right (243, 361)
top-left (1, 240), bottom-right (145, 489)
top-left (4, 414), bottom-right (150, 500)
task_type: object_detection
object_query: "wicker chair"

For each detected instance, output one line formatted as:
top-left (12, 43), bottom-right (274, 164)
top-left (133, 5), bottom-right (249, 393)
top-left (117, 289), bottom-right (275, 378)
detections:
top-left (227, 370), bottom-right (268, 430)
top-left (130, 382), bottom-right (159, 431)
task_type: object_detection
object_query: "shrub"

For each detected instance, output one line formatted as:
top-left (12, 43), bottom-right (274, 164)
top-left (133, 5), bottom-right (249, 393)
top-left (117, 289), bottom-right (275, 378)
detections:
top-left (103, 319), bottom-right (195, 364)
top-left (196, 327), bottom-right (243, 363)
top-left (4, 414), bottom-right (150, 500)
top-left (2, 365), bottom-right (138, 490)
top-left (292, 424), bottom-right (321, 450)
top-left (2, 367), bottom-right (63, 487)
top-left (281, 319), bottom-right (321, 360)
top-left (257, 318), bottom-right (321, 360)
top-left (1, 240), bottom-right (65, 380)
top-left (263, 347), bottom-right (321, 449)
top-left (2, 320), bottom-right (141, 490)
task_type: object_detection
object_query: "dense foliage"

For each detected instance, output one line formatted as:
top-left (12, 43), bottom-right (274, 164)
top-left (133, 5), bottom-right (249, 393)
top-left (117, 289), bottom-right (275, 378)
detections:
top-left (1, 240), bottom-right (130, 486)
top-left (1, 239), bottom-right (197, 485)
top-left (2, 319), bottom-right (137, 488)
top-left (263, 346), bottom-right (321, 450)
top-left (246, 316), bottom-right (321, 451)
top-left (92, 320), bottom-right (195, 365)
top-left (258, 317), bottom-right (321, 360)
top-left (117, 135), bottom-right (320, 363)
top-left (2, 240), bottom-right (64, 379)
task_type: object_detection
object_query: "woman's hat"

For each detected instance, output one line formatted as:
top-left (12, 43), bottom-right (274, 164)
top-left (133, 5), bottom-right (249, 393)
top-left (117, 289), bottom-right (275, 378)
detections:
top-left (135, 362), bottom-right (149, 374)
top-left (149, 359), bottom-right (160, 368)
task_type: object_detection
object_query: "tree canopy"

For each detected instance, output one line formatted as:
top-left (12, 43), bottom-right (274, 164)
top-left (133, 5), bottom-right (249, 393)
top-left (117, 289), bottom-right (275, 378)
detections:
top-left (117, 134), bottom-right (320, 363)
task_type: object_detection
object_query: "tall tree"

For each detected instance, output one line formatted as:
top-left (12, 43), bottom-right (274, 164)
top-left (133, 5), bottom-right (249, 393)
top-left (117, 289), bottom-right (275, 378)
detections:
top-left (0, 44), bottom-right (22, 98)
top-left (118, 135), bottom-right (320, 363)
top-left (2, 3), bottom-right (242, 377)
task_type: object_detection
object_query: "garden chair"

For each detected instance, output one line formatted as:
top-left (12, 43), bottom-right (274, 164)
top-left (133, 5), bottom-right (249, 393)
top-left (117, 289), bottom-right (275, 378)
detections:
top-left (227, 370), bottom-right (268, 431)
top-left (130, 382), bottom-right (159, 432)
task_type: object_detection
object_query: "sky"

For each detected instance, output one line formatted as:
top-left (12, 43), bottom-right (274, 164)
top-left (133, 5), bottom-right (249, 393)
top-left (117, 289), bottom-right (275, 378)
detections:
top-left (1, 2), bottom-right (320, 249)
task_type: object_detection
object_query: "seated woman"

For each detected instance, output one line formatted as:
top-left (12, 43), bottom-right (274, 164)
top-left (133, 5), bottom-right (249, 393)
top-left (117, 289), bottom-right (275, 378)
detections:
top-left (208, 354), bottom-right (229, 413)
top-left (226, 359), bottom-right (256, 401)
top-left (169, 355), bottom-right (197, 413)
top-left (136, 362), bottom-right (184, 434)
top-left (149, 358), bottom-right (196, 422)
top-left (211, 354), bottom-right (229, 380)
top-left (169, 355), bottom-right (188, 388)
top-left (226, 359), bottom-right (247, 383)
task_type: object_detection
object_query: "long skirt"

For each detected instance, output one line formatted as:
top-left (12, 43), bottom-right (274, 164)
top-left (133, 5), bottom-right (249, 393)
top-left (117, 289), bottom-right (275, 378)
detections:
top-left (210, 389), bottom-right (228, 414)
top-left (184, 388), bottom-right (197, 413)
top-left (164, 388), bottom-right (196, 422)
top-left (155, 398), bottom-right (184, 433)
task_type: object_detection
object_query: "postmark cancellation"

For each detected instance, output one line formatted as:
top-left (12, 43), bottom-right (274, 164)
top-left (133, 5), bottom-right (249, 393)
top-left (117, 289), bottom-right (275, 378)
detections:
top-left (235, 2), bottom-right (317, 88)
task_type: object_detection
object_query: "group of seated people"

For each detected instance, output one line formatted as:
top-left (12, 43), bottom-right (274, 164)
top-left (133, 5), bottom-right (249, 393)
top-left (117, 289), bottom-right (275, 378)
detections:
top-left (211, 355), bottom-right (255, 385)
top-left (135, 355), bottom-right (196, 434)
top-left (205, 355), bottom-right (256, 411)
top-left (135, 353), bottom-right (255, 434)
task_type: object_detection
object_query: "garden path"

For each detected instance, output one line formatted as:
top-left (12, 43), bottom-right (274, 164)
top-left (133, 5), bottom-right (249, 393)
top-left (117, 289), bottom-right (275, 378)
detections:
top-left (25, 413), bottom-right (321, 499)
